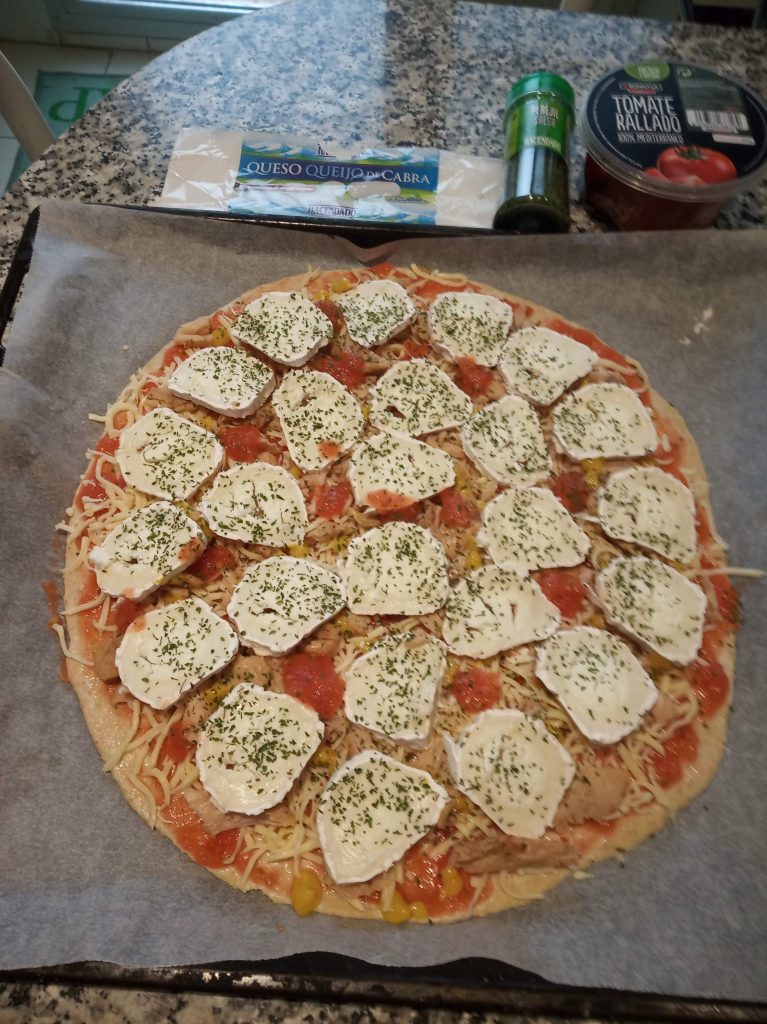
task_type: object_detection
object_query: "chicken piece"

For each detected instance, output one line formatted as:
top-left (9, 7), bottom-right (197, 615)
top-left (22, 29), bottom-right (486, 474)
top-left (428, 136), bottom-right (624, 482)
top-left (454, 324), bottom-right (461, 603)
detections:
top-left (554, 764), bottom-right (631, 829)
top-left (303, 622), bottom-right (341, 657)
top-left (184, 786), bottom-right (256, 836)
top-left (228, 653), bottom-right (274, 687)
top-left (92, 636), bottom-right (119, 682)
top-left (647, 690), bottom-right (684, 741)
top-left (452, 831), bottom-right (579, 874)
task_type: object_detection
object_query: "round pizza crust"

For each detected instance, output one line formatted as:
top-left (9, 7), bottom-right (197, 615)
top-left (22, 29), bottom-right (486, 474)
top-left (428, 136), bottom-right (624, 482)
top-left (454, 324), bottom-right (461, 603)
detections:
top-left (61, 268), bottom-right (735, 923)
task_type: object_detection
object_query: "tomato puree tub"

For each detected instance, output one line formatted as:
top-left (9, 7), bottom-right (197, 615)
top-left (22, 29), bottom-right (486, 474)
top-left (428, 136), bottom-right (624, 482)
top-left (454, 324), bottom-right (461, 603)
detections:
top-left (581, 62), bottom-right (767, 230)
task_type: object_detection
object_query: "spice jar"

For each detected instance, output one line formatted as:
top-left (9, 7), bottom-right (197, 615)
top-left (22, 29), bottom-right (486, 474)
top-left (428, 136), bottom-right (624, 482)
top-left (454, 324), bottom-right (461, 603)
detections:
top-left (493, 72), bottom-right (575, 233)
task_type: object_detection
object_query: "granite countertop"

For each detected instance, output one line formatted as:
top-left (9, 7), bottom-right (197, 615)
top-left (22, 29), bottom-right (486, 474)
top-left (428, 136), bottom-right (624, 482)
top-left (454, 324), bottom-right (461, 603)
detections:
top-left (1, 2), bottom-right (766, 1020)
top-left (1, 0), bottom-right (767, 288)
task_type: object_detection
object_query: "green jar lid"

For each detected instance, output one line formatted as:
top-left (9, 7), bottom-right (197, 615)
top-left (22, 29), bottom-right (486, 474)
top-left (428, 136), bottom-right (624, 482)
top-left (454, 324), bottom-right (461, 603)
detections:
top-left (506, 72), bottom-right (575, 110)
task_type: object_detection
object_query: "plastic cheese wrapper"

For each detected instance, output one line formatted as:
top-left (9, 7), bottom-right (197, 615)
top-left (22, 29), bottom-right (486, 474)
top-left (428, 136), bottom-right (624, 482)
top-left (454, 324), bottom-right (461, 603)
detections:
top-left (153, 129), bottom-right (505, 228)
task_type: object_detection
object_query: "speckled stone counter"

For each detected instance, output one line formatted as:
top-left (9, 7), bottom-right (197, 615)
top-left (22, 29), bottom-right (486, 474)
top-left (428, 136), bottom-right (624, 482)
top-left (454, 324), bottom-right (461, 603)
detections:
top-left (1, 2), bottom-right (766, 1020)
top-left (2, 0), bottom-right (767, 291)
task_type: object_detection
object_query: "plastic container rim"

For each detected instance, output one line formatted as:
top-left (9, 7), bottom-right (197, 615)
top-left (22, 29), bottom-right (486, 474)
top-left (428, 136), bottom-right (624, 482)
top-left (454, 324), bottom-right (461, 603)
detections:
top-left (580, 66), bottom-right (767, 205)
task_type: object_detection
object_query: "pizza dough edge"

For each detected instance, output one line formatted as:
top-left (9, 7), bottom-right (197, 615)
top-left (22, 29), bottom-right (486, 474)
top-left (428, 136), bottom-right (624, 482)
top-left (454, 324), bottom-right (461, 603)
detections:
top-left (58, 272), bottom-right (735, 923)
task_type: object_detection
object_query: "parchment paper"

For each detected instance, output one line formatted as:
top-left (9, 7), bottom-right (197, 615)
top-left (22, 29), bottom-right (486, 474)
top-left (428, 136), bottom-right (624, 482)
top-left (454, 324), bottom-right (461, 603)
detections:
top-left (1, 200), bottom-right (765, 999)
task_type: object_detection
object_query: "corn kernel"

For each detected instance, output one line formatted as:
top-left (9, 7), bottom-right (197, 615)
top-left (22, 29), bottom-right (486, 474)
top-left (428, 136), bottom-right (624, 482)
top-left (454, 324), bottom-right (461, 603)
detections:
top-left (588, 612), bottom-right (606, 630)
top-left (451, 793), bottom-right (471, 816)
top-left (329, 536), bottom-right (351, 553)
top-left (312, 289), bottom-right (329, 301)
top-left (381, 890), bottom-right (411, 924)
top-left (288, 544), bottom-right (309, 558)
top-left (582, 458), bottom-right (604, 488)
top-left (203, 678), bottom-right (236, 709)
top-left (312, 745), bottom-right (337, 771)
top-left (158, 586), bottom-right (188, 606)
top-left (361, 403), bottom-right (371, 421)
top-left (200, 415), bottom-right (217, 432)
top-left (464, 542), bottom-right (482, 571)
top-left (408, 900), bottom-right (429, 922)
top-left (440, 866), bottom-right (463, 898)
top-left (644, 651), bottom-right (673, 672)
top-left (331, 278), bottom-right (353, 294)
top-left (289, 465), bottom-right (302, 479)
top-left (209, 327), bottom-right (229, 345)
top-left (290, 869), bottom-right (323, 917)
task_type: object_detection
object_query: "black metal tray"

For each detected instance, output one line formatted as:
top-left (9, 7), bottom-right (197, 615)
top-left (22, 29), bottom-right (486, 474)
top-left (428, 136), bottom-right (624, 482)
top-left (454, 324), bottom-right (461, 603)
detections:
top-left (1, 204), bottom-right (764, 1022)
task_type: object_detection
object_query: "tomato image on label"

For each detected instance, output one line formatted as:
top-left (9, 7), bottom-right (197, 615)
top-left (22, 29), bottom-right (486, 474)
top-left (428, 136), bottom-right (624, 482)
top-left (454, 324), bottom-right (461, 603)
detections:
top-left (657, 146), bottom-right (738, 185)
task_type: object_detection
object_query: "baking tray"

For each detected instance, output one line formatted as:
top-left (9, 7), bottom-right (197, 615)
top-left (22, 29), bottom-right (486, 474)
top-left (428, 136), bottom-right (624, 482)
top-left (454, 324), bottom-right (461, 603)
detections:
top-left (0, 205), bottom-right (495, 365)
top-left (0, 204), bottom-right (764, 1021)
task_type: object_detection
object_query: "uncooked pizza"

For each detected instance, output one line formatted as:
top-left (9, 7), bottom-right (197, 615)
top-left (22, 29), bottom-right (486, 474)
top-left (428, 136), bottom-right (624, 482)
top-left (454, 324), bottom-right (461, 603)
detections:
top-left (56, 264), bottom-right (740, 923)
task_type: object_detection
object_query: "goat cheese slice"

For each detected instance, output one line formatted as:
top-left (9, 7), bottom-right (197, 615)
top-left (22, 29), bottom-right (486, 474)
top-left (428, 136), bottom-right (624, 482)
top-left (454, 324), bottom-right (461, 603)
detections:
top-left (552, 383), bottom-right (658, 460)
top-left (89, 500), bottom-right (206, 600)
top-left (272, 369), bottom-right (364, 471)
top-left (498, 326), bottom-right (597, 406)
top-left (227, 555), bottom-right (346, 655)
top-left (317, 751), bottom-right (449, 884)
top-left (344, 522), bottom-right (449, 616)
top-left (167, 346), bottom-right (275, 418)
top-left (598, 466), bottom-right (697, 564)
top-left (349, 432), bottom-right (455, 509)
top-left (336, 279), bottom-right (418, 348)
top-left (115, 597), bottom-right (239, 711)
top-left (595, 556), bottom-right (706, 665)
top-left (117, 407), bottom-right (224, 500)
top-left (477, 486), bottom-right (590, 572)
top-left (343, 632), bottom-right (446, 747)
top-left (196, 684), bottom-right (323, 815)
top-left (369, 359), bottom-right (472, 436)
top-left (198, 462), bottom-right (308, 545)
top-left (461, 396), bottom-right (551, 486)
top-left (428, 291), bottom-right (513, 366)
top-left (229, 291), bottom-right (333, 366)
top-left (536, 626), bottom-right (658, 745)
top-left (443, 565), bottom-right (560, 659)
top-left (444, 710), bottom-right (575, 839)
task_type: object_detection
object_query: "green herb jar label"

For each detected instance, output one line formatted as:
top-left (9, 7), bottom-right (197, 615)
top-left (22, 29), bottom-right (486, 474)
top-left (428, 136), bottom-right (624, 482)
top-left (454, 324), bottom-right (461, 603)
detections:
top-left (505, 94), bottom-right (572, 160)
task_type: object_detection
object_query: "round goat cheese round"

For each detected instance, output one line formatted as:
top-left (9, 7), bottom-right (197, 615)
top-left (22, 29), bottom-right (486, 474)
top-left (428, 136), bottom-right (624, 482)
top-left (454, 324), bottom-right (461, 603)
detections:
top-left (116, 407), bottom-right (224, 501)
top-left (335, 279), bottom-right (418, 348)
top-left (342, 631), bottom-right (446, 747)
top-left (368, 358), bottom-right (472, 436)
top-left (115, 597), bottom-right (239, 710)
top-left (317, 750), bottom-right (449, 884)
top-left (477, 486), bottom-right (590, 572)
top-left (343, 522), bottom-right (449, 616)
top-left (88, 500), bottom-right (207, 600)
top-left (198, 462), bottom-right (308, 546)
top-left (444, 710), bottom-right (575, 839)
top-left (196, 684), bottom-right (323, 815)
top-left (272, 369), bottom-right (364, 471)
top-left (461, 395), bottom-right (551, 486)
top-left (595, 555), bottom-right (706, 665)
top-left (167, 346), bottom-right (275, 418)
top-left (229, 291), bottom-right (333, 366)
top-left (552, 383), bottom-right (658, 460)
top-left (427, 291), bottom-right (513, 366)
top-left (536, 626), bottom-right (658, 745)
top-left (498, 326), bottom-right (597, 406)
top-left (349, 431), bottom-right (455, 510)
top-left (228, 555), bottom-right (346, 655)
top-left (598, 466), bottom-right (697, 564)
top-left (443, 565), bottom-right (561, 659)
